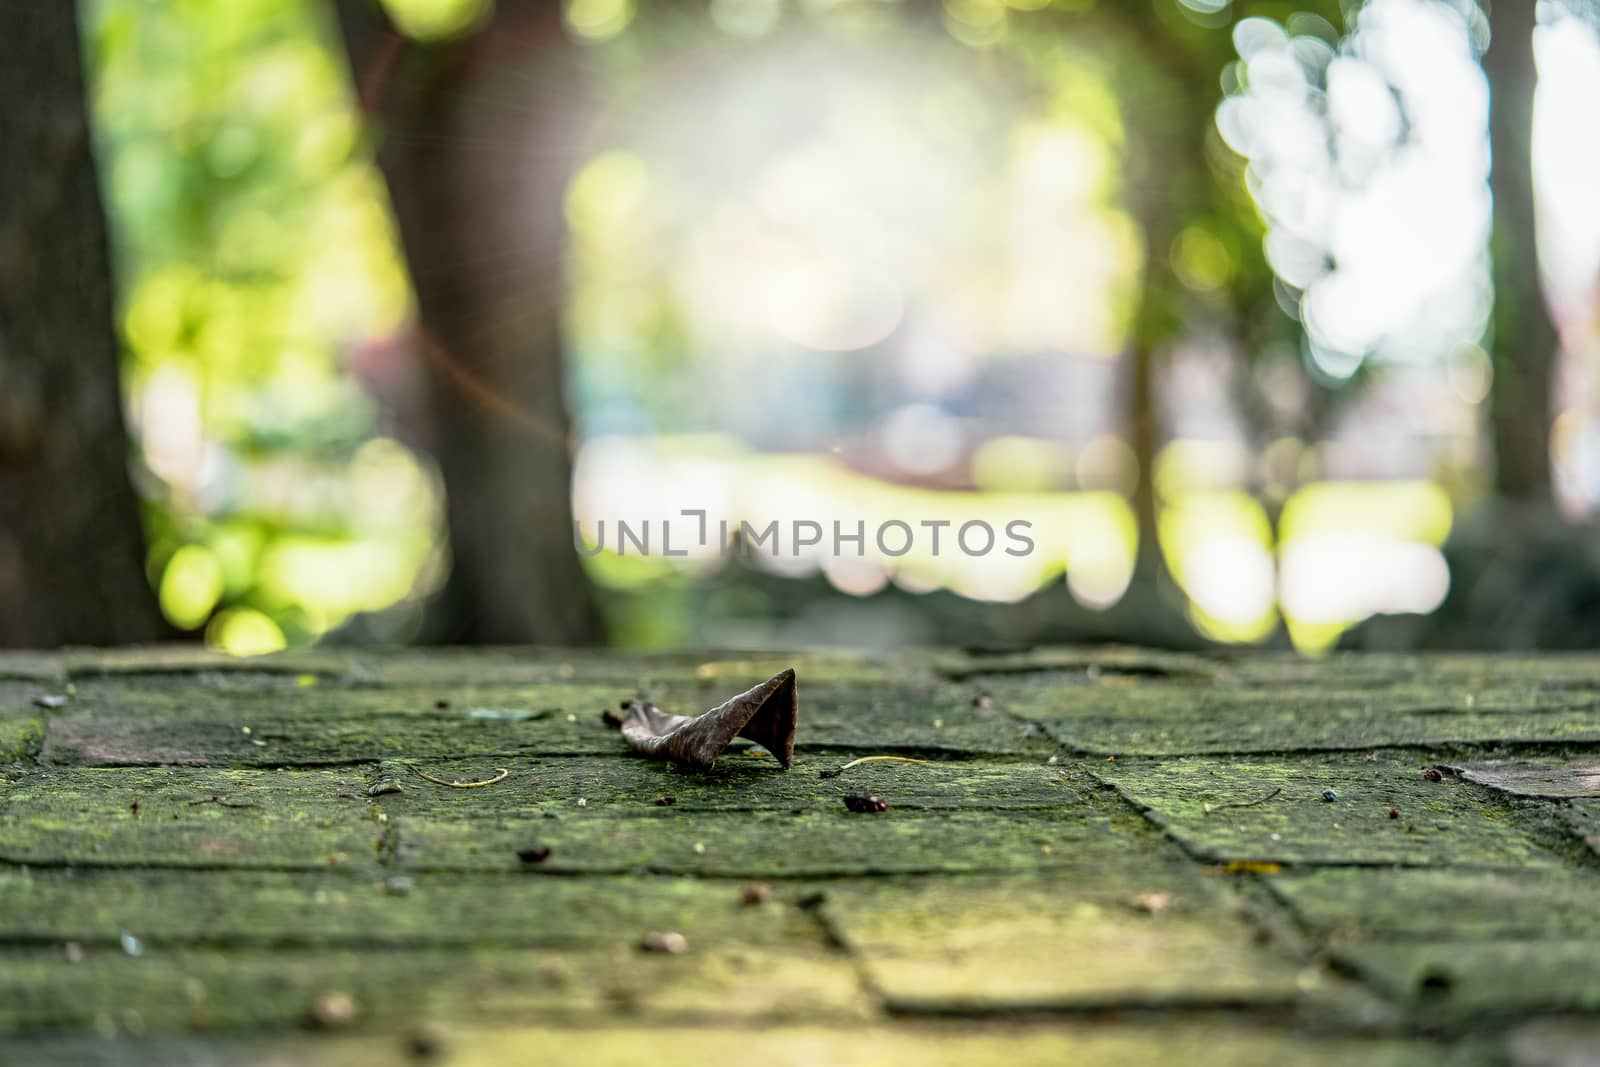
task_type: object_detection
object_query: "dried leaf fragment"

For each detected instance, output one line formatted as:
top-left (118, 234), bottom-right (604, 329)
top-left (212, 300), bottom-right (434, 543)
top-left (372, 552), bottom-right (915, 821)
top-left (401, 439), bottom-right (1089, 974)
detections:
top-left (1445, 758), bottom-right (1600, 798)
top-left (620, 668), bottom-right (797, 771)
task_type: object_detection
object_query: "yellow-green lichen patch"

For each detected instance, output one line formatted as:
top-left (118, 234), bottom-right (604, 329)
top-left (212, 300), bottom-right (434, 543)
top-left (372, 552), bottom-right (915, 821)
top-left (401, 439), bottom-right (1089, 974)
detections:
top-left (0, 712), bottom-right (43, 763)
top-left (0, 868), bottom-right (833, 951)
top-left (253, 1023), bottom-right (1489, 1067)
top-left (1093, 755), bottom-right (1565, 869)
top-left (999, 678), bottom-right (1600, 756)
top-left (378, 755), bottom-right (1079, 816)
top-left (823, 871), bottom-right (1310, 1012)
top-left (1331, 940), bottom-right (1600, 1024)
top-left (392, 807), bottom-right (1112, 878)
top-left (0, 766), bottom-right (381, 869)
top-left (0, 943), bottom-right (866, 1035)
top-left (1266, 868), bottom-right (1600, 941)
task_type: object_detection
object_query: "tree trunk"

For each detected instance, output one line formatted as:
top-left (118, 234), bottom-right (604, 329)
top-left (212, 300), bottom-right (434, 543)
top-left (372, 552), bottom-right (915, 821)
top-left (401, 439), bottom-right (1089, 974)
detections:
top-left (1109, 29), bottom-right (1215, 648)
top-left (1484, 0), bottom-right (1559, 501)
top-left (0, 3), bottom-right (167, 647)
top-left (334, 1), bottom-right (601, 644)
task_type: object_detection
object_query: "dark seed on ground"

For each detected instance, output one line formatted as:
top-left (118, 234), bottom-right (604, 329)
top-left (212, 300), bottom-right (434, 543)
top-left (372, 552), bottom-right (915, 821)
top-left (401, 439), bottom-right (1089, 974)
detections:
top-left (1422, 767), bottom-right (1443, 782)
top-left (1388, 808), bottom-right (1400, 819)
top-left (601, 709), bottom-right (624, 730)
top-left (406, 1021), bottom-right (448, 1058)
top-left (740, 882), bottom-right (773, 907)
top-left (818, 769), bottom-right (841, 779)
top-left (433, 699), bottom-right (450, 710)
top-left (517, 846), bottom-right (552, 864)
top-left (655, 795), bottom-right (676, 806)
top-left (1321, 789), bottom-right (1339, 802)
top-left (844, 793), bottom-right (888, 813)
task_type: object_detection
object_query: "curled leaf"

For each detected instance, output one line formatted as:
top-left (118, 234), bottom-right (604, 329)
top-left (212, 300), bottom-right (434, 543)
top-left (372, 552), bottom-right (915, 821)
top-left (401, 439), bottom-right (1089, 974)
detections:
top-left (621, 669), bottom-right (797, 772)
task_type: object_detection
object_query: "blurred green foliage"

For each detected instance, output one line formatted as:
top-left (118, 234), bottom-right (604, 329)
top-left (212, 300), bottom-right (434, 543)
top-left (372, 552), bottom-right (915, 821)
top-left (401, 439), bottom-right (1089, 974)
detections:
top-left (76, 0), bottom-right (1467, 655)
top-left (86, 0), bottom-right (442, 652)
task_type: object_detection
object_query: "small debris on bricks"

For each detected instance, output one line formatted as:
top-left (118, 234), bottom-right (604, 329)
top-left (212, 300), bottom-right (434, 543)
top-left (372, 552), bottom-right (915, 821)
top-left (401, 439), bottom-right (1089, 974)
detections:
top-left (307, 991), bottom-right (358, 1029)
top-left (600, 708), bottom-right (624, 730)
top-left (1389, 808), bottom-right (1401, 819)
top-left (1321, 789), bottom-right (1339, 802)
top-left (739, 882), bottom-right (773, 907)
top-left (516, 846), bottom-right (552, 864)
top-left (1423, 767), bottom-right (1444, 782)
top-left (1132, 891), bottom-right (1173, 914)
top-left (639, 931), bottom-right (688, 954)
top-left (844, 793), bottom-right (888, 813)
top-left (655, 795), bottom-right (677, 806)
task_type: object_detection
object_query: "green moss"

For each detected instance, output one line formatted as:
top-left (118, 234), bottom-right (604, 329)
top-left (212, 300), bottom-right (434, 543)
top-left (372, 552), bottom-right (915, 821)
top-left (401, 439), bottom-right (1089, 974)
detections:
top-left (0, 868), bottom-right (835, 950)
top-left (0, 714), bottom-right (44, 764)
top-left (0, 766), bottom-right (381, 869)
top-left (392, 807), bottom-right (1113, 878)
top-left (1332, 940), bottom-right (1600, 1024)
top-left (1267, 868), bottom-right (1600, 940)
top-left (1093, 754), bottom-right (1565, 868)
top-left (996, 671), bottom-right (1600, 755)
top-left (379, 755), bottom-right (1078, 816)
top-left (0, 645), bottom-right (1596, 1056)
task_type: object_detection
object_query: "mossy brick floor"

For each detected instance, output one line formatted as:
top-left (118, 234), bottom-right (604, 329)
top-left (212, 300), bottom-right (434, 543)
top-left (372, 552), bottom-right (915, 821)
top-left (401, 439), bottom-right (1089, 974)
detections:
top-left (2, 646), bottom-right (1600, 1065)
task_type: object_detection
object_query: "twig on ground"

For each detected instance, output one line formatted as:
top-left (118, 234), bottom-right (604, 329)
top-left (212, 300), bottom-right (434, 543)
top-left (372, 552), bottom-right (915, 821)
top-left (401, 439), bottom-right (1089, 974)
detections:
top-left (1203, 786), bottom-right (1282, 815)
top-left (184, 795), bottom-right (260, 809)
top-left (404, 764), bottom-right (510, 789)
top-left (818, 755), bottom-right (933, 779)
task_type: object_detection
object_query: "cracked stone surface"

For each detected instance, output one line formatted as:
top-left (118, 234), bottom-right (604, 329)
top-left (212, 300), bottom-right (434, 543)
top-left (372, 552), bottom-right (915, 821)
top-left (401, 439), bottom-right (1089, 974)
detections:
top-left (2, 645), bottom-right (1598, 1064)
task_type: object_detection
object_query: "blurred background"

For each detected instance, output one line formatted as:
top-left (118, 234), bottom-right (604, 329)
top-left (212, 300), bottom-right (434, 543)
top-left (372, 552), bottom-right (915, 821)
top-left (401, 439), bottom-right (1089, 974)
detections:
top-left (3, 0), bottom-right (1599, 654)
